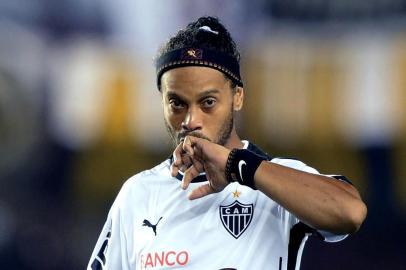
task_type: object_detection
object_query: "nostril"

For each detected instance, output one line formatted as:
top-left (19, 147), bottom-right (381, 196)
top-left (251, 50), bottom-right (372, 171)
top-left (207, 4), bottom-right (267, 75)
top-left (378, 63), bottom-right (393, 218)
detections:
top-left (181, 111), bottom-right (202, 131)
top-left (181, 122), bottom-right (191, 131)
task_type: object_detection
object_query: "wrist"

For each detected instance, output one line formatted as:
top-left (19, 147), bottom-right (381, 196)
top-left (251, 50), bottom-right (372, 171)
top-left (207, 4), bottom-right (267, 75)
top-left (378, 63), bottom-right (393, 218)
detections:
top-left (225, 149), bottom-right (266, 189)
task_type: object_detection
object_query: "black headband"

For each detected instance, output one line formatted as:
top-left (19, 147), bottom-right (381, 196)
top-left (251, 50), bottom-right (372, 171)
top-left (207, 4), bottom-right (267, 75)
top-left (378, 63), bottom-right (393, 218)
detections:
top-left (155, 47), bottom-right (243, 90)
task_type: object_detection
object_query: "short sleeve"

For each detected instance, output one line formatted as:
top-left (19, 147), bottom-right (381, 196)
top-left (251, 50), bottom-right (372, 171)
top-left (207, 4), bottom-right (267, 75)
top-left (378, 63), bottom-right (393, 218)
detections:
top-left (87, 185), bottom-right (131, 270)
top-left (270, 158), bottom-right (349, 242)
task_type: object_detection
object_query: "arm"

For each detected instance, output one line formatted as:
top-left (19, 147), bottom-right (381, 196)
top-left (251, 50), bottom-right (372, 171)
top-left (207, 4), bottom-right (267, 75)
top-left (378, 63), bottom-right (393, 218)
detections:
top-left (87, 190), bottom-right (131, 270)
top-left (254, 161), bottom-right (367, 234)
top-left (172, 135), bottom-right (367, 235)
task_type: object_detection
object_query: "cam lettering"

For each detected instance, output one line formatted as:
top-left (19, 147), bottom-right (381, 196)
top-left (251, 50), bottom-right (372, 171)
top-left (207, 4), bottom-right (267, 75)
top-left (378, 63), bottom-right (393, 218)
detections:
top-left (241, 208), bottom-right (249, 214)
top-left (140, 250), bottom-right (189, 268)
top-left (224, 207), bottom-right (247, 214)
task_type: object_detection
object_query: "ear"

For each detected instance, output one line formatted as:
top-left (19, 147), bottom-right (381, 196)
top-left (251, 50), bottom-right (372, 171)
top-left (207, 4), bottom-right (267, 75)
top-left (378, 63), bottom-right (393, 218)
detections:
top-left (233, 87), bottom-right (244, 111)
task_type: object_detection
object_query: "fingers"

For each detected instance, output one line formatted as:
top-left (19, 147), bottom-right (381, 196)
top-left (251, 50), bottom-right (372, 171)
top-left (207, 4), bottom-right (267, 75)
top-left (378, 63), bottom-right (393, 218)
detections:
top-left (180, 154), bottom-right (193, 172)
top-left (171, 143), bottom-right (183, 177)
top-left (188, 183), bottom-right (216, 200)
top-left (171, 150), bottom-right (195, 178)
top-left (172, 135), bottom-right (206, 177)
top-left (171, 135), bottom-right (226, 200)
top-left (182, 137), bottom-right (194, 156)
top-left (171, 142), bottom-right (193, 177)
top-left (181, 157), bottom-right (204, 190)
top-left (182, 135), bottom-right (208, 157)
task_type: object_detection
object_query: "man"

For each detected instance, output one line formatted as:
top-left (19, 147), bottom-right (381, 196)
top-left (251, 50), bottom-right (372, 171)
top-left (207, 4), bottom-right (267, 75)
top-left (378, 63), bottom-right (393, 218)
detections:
top-left (88, 16), bottom-right (367, 270)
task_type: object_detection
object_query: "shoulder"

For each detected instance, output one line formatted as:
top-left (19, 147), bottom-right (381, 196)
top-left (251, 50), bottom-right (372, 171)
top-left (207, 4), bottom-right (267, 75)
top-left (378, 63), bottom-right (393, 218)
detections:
top-left (245, 140), bottom-right (320, 174)
top-left (270, 157), bottom-right (319, 174)
top-left (114, 159), bottom-right (172, 204)
top-left (127, 159), bottom-right (171, 185)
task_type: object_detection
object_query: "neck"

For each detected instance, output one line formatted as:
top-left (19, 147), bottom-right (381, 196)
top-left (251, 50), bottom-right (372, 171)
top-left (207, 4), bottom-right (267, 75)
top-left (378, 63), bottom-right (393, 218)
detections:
top-left (224, 128), bottom-right (244, 150)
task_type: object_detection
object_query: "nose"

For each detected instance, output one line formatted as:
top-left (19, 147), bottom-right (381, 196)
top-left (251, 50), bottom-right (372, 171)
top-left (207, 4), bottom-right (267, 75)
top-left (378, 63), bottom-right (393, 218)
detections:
top-left (181, 107), bottom-right (202, 132)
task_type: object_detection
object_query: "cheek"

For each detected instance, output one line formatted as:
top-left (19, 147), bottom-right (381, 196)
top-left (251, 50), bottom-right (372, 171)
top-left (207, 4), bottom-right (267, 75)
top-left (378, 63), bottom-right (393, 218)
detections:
top-left (205, 107), bottom-right (229, 129)
top-left (164, 109), bottom-right (184, 129)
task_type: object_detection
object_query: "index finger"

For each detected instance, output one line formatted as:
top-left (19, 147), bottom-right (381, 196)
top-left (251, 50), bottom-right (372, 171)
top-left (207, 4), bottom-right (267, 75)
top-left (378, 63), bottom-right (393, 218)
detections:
top-left (182, 135), bottom-right (209, 156)
top-left (171, 142), bottom-right (184, 177)
top-left (188, 183), bottom-right (216, 200)
top-left (181, 156), bottom-right (204, 190)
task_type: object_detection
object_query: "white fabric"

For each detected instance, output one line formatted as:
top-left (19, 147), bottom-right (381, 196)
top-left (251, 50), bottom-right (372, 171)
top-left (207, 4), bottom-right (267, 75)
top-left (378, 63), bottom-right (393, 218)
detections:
top-left (88, 151), bottom-right (347, 270)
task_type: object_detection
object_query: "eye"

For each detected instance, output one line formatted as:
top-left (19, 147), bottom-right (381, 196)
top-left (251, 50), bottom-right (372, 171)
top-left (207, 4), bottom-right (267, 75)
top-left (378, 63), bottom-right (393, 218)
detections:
top-left (202, 98), bottom-right (216, 108)
top-left (169, 99), bottom-right (185, 110)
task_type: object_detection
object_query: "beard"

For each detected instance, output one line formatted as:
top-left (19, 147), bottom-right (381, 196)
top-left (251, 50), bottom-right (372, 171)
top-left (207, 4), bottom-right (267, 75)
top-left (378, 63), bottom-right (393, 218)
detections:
top-left (164, 104), bottom-right (234, 147)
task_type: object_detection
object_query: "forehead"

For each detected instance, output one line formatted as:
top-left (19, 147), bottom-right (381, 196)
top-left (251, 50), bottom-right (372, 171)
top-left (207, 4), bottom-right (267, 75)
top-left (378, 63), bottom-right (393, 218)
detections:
top-left (160, 66), bottom-right (229, 95)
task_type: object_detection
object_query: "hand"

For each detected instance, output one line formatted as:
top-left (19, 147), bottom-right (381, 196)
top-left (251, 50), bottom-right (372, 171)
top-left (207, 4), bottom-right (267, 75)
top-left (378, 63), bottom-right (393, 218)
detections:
top-left (171, 136), bottom-right (231, 200)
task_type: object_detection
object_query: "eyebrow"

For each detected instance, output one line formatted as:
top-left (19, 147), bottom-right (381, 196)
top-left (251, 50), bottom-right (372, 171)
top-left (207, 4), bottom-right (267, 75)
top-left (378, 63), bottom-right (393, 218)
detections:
top-left (165, 89), bottom-right (220, 100)
top-left (166, 91), bottom-right (184, 101)
top-left (197, 89), bottom-right (220, 99)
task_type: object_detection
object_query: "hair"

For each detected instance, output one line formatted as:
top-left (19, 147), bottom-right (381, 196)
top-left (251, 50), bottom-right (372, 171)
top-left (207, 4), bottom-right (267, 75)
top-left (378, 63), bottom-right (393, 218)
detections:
top-left (156, 16), bottom-right (240, 89)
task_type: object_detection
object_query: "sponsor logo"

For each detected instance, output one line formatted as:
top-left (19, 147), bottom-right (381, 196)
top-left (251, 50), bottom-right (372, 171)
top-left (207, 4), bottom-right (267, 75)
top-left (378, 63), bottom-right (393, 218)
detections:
top-left (140, 250), bottom-right (189, 269)
top-left (219, 200), bottom-right (253, 239)
top-left (142, 217), bottom-right (163, 236)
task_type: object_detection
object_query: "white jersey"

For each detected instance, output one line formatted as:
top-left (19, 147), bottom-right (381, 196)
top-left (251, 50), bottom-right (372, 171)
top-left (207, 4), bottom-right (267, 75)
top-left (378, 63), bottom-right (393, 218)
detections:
top-left (88, 141), bottom-right (348, 270)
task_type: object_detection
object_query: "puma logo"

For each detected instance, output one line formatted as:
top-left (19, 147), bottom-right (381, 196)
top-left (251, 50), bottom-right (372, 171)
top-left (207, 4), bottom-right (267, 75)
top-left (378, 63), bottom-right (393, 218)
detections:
top-left (142, 217), bottom-right (163, 236)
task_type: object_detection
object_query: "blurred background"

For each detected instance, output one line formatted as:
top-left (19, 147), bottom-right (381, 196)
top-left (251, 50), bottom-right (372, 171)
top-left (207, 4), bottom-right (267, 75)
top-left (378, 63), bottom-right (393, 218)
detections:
top-left (0, 0), bottom-right (405, 269)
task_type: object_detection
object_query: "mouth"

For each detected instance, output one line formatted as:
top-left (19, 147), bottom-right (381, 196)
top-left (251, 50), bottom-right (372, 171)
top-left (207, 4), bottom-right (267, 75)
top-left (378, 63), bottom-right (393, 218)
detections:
top-left (178, 131), bottom-right (211, 142)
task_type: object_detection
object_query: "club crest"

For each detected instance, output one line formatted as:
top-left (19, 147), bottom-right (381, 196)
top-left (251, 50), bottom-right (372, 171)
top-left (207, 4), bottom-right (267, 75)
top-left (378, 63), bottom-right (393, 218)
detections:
top-left (219, 200), bottom-right (253, 239)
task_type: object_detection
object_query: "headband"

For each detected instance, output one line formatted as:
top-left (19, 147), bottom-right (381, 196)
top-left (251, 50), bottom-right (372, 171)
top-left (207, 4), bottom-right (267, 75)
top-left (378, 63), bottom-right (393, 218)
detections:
top-left (155, 47), bottom-right (243, 90)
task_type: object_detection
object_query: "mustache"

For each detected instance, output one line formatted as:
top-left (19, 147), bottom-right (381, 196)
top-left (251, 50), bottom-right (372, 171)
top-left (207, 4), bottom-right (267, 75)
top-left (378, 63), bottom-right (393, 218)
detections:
top-left (177, 131), bottom-right (211, 142)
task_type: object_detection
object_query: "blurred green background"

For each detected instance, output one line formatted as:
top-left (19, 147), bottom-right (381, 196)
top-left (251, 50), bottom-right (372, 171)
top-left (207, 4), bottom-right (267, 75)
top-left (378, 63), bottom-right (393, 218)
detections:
top-left (0, 1), bottom-right (405, 269)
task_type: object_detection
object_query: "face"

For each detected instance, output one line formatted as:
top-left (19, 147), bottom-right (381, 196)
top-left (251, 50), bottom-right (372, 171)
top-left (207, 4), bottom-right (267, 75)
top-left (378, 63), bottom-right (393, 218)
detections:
top-left (160, 66), bottom-right (243, 147)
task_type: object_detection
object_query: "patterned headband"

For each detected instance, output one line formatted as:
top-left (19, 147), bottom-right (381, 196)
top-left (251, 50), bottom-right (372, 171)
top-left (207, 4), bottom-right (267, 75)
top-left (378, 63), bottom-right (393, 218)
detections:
top-left (155, 47), bottom-right (243, 90)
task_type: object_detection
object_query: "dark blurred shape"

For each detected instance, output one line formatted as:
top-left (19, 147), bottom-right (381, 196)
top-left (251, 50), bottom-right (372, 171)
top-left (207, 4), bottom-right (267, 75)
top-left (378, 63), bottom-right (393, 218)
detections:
top-left (267, 0), bottom-right (406, 21)
top-left (0, 70), bottom-right (39, 179)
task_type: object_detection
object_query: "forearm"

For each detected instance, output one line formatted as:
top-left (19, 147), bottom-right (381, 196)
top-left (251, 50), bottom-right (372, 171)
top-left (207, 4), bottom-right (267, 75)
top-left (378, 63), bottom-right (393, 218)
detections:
top-left (254, 161), bottom-right (367, 234)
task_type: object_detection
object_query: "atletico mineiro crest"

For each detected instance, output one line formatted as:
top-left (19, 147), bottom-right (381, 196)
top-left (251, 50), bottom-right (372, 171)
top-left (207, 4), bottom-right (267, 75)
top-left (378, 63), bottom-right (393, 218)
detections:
top-left (219, 200), bottom-right (254, 239)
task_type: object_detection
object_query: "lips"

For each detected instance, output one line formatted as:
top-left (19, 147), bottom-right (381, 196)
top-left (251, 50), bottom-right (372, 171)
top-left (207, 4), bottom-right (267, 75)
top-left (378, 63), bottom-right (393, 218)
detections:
top-left (178, 131), bottom-right (211, 142)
